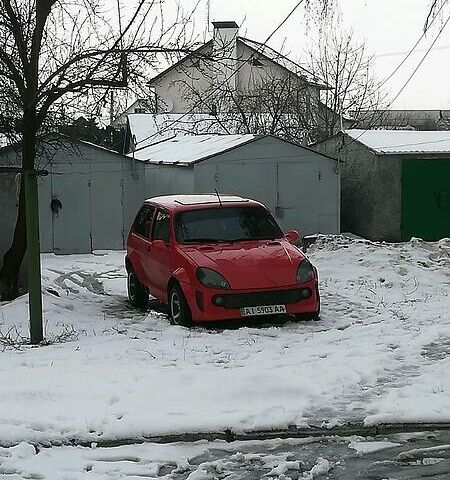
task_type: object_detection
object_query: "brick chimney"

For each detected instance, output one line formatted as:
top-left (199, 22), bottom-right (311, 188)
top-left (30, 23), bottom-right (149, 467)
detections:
top-left (212, 21), bottom-right (239, 90)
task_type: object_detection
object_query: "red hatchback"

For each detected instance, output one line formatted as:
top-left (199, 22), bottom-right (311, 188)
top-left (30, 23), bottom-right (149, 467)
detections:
top-left (126, 195), bottom-right (320, 326)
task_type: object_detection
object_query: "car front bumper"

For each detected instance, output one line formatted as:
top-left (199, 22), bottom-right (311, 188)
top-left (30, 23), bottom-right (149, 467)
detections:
top-left (181, 280), bottom-right (320, 322)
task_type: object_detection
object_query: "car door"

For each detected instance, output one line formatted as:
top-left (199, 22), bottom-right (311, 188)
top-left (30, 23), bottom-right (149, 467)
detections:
top-left (128, 204), bottom-right (156, 287)
top-left (142, 208), bottom-right (173, 301)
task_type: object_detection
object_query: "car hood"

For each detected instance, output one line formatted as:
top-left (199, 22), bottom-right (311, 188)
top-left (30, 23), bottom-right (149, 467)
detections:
top-left (181, 240), bottom-right (305, 289)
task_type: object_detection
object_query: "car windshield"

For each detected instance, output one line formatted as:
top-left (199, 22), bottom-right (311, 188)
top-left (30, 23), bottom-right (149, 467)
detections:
top-left (174, 206), bottom-right (283, 244)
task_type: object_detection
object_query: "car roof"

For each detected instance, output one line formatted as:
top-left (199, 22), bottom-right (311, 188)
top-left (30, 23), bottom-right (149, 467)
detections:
top-left (143, 194), bottom-right (262, 210)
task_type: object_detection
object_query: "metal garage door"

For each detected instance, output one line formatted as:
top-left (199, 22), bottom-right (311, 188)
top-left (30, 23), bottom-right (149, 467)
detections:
top-left (51, 167), bottom-right (91, 253)
top-left (90, 170), bottom-right (124, 250)
top-left (402, 159), bottom-right (450, 241)
top-left (216, 163), bottom-right (277, 211)
top-left (276, 162), bottom-right (319, 234)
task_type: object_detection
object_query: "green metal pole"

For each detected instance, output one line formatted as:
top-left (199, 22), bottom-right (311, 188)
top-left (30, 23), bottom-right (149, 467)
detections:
top-left (24, 169), bottom-right (44, 344)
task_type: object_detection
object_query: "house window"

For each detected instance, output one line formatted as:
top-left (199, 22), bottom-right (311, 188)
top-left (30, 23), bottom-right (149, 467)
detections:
top-left (134, 107), bottom-right (146, 113)
top-left (211, 104), bottom-right (218, 116)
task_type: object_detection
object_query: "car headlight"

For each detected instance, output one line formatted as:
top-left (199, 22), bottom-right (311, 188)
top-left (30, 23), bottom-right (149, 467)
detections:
top-left (296, 260), bottom-right (314, 283)
top-left (196, 268), bottom-right (231, 289)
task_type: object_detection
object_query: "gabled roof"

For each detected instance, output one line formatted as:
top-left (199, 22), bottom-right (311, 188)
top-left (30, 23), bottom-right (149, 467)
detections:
top-left (343, 129), bottom-right (450, 155)
top-left (238, 37), bottom-right (327, 88)
top-left (0, 132), bottom-right (129, 160)
top-left (147, 41), bottom-right (212, 86)
top-left (128, 133), bottom-right (337, 166)
top-left (127, 113), bottom-right (231, 151)
top-left (128, 134), bottom-right (257, 164)
top-left (147, 36), bottom-right (327, 89)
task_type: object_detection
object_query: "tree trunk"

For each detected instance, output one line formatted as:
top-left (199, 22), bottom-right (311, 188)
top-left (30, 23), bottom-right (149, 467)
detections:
top-left (0, 109), bottom-right (37, 301)
top-left (0, 176), bottom-right (26, 300)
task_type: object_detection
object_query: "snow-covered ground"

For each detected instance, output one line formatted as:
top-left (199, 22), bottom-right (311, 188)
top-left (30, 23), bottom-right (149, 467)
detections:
top-left (2, 432), bottom-right (450, 479)
top-left (0, 236), bottom-right (449, 447)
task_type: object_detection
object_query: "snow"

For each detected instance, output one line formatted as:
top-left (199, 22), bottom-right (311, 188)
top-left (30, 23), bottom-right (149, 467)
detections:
top-left (305, 457), bottom-right (331, 478)
top-left (147, 194), bottom-right (251, 206)
top-left (344, 129), bottom-right (450, 154)
top-left (349, 440), bottom-right (401, 454)
top-left (127, 113), bottom-right (231, 151)
top-left (129, 133), bottom-right (256, 163)
top-left (1, 236), bottom-right (450, 447)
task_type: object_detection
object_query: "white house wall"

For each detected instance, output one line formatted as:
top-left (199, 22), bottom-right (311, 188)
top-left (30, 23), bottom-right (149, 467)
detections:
top-left (151, 41), bottom-right (321, 117)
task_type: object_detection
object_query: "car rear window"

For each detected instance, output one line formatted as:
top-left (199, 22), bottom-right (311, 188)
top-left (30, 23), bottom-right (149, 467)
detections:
top-left (174, 206), bottom-right (283, 244)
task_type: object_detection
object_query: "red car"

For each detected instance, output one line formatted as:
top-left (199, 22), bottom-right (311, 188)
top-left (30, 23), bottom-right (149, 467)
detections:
top-left (126, 195), bottom-right (320, 326)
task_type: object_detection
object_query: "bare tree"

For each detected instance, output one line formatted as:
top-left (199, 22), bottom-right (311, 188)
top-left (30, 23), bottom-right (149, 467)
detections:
top-left (307, 29), bottom-right (384, 141)
top-left (0, 0), bottom-right (200, 303)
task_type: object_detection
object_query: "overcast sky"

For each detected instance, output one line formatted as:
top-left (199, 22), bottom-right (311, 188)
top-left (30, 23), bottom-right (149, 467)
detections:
top-left (198, 0), bottom-right (450, 109)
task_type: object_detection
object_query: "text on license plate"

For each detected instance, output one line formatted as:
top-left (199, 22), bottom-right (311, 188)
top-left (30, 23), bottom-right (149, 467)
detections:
top-left (240, 305), bottom-right (287, 316)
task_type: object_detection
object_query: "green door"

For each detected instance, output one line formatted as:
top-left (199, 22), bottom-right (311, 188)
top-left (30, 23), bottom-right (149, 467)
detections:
top-left (401, 158), bottom-right (450, 241)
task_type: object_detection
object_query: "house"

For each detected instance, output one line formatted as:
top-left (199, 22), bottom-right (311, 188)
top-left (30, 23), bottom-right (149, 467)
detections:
top-left (114, 21), bottom-right (333, 145)
top-left (130, 133), bottom-right (340, 236)
top-left (313, 129), bottom-right (450, 241)
top-left (111, 99), bottom-right (152, 128)
top-left (147, 21), bottom-right (327, 115)
top-left (0, 135), bottom-right (145, 256)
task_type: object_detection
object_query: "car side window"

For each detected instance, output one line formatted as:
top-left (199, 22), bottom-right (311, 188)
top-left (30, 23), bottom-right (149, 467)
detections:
top-left (152, 210), bottom-right (170, 243)
top-left (133, 205), bottom-right (155, 238)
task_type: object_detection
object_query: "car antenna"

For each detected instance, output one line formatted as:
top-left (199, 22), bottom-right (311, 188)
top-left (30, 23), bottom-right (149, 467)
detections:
top-left (214, 189), bottom-right (223, 207)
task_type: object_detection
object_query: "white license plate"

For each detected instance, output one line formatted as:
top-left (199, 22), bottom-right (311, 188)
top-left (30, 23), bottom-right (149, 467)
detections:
top-left (240, 305), bottom-right (287, 316)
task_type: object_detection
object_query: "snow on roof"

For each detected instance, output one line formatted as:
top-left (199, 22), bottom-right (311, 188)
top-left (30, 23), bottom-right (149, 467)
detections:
top-left (344, 129), bottom-right (450, 154)
top-left (128, 113), bottom-right (231, 151)
top-left (146, 194), bottom-right (251, 206)
top-left (239, 37), bottom-right (326, 87)
top-left (129, 134), bottom-right (256, 164)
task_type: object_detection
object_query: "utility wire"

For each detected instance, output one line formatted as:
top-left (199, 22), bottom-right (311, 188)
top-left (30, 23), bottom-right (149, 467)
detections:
top-left (379, 0), bottom-right (447, 88)
top-left (135, 0), bottom-right (306, 148)
top-left (344, 13), bottom-right (450, 149)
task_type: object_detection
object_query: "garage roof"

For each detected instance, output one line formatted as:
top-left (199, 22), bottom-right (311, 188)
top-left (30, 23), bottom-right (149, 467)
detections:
top-left (129, 134), bottom-right (257, 164)
top-left (345, 129), bottom-right (450, 154)
top-left (128, 113), bottom-right (230, 151)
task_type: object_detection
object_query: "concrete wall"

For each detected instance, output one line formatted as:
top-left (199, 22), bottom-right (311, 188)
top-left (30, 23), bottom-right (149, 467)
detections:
top-left (314, 135), bottom-right (402, 241)
top-left (194, 136), bottom-right (340, 235)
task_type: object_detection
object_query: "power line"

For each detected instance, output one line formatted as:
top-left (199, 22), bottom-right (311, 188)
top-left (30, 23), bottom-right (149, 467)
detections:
top-left (375, 44), bottom-right (450, 58)
top-left (379, 0), bottom-right (448, 87)
top-left (344, 13), bottom-right (450, 150)
top-left (135, 0), bottom-right (306, 148)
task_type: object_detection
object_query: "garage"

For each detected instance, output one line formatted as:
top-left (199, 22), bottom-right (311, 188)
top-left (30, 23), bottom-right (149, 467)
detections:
top-left (131, 134), bottom-right (340, 236)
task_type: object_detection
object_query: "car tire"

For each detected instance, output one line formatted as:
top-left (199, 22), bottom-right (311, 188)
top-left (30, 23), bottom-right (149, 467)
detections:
top-left (127, 270), bottom-right (149, 308)
top-left (169, 283), bottom-right (192, 327)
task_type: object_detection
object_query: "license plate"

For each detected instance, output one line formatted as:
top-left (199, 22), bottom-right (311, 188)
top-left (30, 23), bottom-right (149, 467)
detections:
top-left (240, 305), bottom-right (287, 316)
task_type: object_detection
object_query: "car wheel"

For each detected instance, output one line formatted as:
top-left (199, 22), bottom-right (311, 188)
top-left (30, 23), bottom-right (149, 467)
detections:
top-left (127, 270), bottom-right (149, 308)
top-left (169, 284), bottom-right (192, 327)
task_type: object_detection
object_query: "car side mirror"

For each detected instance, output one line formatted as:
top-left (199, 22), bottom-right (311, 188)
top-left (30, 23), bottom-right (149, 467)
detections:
top-left (285, 230), bottom-right (299, 244)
